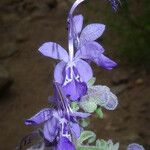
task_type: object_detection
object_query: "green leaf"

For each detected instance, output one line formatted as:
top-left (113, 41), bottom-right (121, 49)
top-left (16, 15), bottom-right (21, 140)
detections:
top-left (107, 140), bottom-right (119, 150)
top-left (96, 139), bottom-right (108, 150)
top-left (95, 108), bottom-right (104, 119)
top-left (77, 139), bottom-right (119, 150)
top-left (96, 139), bottom-right (101, 147)
top-left (111, 143), bottom-right (119, 150)
top-left (77, 140), bottom-right (109, 150)
top-left (71, 102), bottom-right (79, 111)
top-left (77, 131), bottom-right (96, 145)
top-left (77, 145), bottom-right (100, 150)
top-left (79, 100), bottom-right (97, 113)
top-left (80, 119), bottom-right (90, 128)
top-left (87, 77), bottom-right (96, 87)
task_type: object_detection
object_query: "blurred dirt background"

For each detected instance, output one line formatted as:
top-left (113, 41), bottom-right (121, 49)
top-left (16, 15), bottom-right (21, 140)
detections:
top-left (0, 0), bottom-right (149, 150)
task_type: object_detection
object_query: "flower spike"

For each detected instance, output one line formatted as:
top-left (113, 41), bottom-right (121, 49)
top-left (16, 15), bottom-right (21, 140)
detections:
top-left (22, 1), bottom-right (145, 150)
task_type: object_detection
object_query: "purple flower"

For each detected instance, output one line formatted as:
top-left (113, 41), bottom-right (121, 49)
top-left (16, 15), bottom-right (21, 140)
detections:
top-left (72, 14), bottom-right (117, 70)
top-left (25, 108), bottom-right (88, 149)
top-left (25, 82), bottom-right (90, 149)
top-left (127, 143), bottom-right (145, 150)
top-left (38, 3), bottom-right (117, 101)
top-left (107, 0), bottom-right (120, 11)
top-left (38, 42), bottom-right (92, 101)
top-left (56, 136), bottom-right (76, 150)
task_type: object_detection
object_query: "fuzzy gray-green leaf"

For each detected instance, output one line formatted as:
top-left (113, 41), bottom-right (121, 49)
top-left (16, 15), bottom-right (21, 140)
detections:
top-left (80, 119), bottom-right (90, 127)
top-left (77, 145), bottom-right (100, 150)
top-left (79, 100), bottom-right (97, 113)
top-left (71, 102), bottom-right (79, 111)
top-left (95, 108), bottom-right (104, 119)
top-left (77, 131), bottom-right (96, 145)
top-left (87, 77), bottom-right (96, 87)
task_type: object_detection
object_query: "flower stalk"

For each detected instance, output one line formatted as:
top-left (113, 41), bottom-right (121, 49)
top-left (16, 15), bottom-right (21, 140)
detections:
top-left (19, 0), bottom-right (145, 150)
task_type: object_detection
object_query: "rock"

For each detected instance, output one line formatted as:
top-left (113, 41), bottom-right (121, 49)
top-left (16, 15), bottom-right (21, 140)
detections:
top-left (125, 133), bottom-right (141, 143)
top-left (135, 78), bottom-right (144, 85)
top-left (0, 65), bottom-right (13, 94)
top-left (46, 0), bottom-right (58, 9)
top-left (16, 34), bottom-right (28, 43)
top-left (112, 70), bottom-right (130, 85)
top-left (0, 42), bottom-right (18, 58)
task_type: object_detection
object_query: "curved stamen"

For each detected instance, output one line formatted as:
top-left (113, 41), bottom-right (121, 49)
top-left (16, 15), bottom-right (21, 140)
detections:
top-left (69, 0), bottom-right (85, 15)
top-left (68, 0), bottom-right (85, 61)
top-left (54, 82), bottom-right (71, 121)
top-left (68, 15), bottom-right (74, 61)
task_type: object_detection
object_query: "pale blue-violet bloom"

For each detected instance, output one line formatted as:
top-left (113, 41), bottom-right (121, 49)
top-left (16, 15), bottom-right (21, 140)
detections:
top-left (25, 82), bottom-right (90, 150)
top-left (127, 143), bottom-right (145, 150)
top-left (38, 0), bottom-right (117, 101)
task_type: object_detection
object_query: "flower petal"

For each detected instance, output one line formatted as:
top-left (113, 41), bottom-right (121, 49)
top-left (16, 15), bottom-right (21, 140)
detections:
top-left (80, 24), bottom-right (105, 45)
top-left (25, 108), bottom-right (54, 125)
top-left (105, 93), bottom-right (118, 110)
top-left (73, 14), bottom-right (83, 34)
top-left (75, 59), bottom-right (93, 82)
top-left (76, 41), bottom-right (104, 59)
top-left (89, 85), bottom-right (118, 110)
top-left (48, 96), bottom-right (56, 104)
top-left (94, 54), bottom-right (117, 70)
top-left (56, 137), bottom-right (76, 150)
top-left (43, 118), bottom-right (59, 142)
top-left (54, 61), bottom-right (66, 84)
top-left (38, 42), bottom-right (69, 62)
top-left (88, 85), bottom-right (109, 105)
top-left (127, 143), bottom-right (145, 150)
top-left (108, 0), bottom-right (120, 11)
top-left (53, 81), bottom-right (71, 112)
top-left (63, 79), bottom-right (87, 101)
top-left (70, 122), bottom-right (81, 138)
top-left (71, 111), bottom-right (91, 118)
top-left (75, 42), bottom-right (117, 70)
